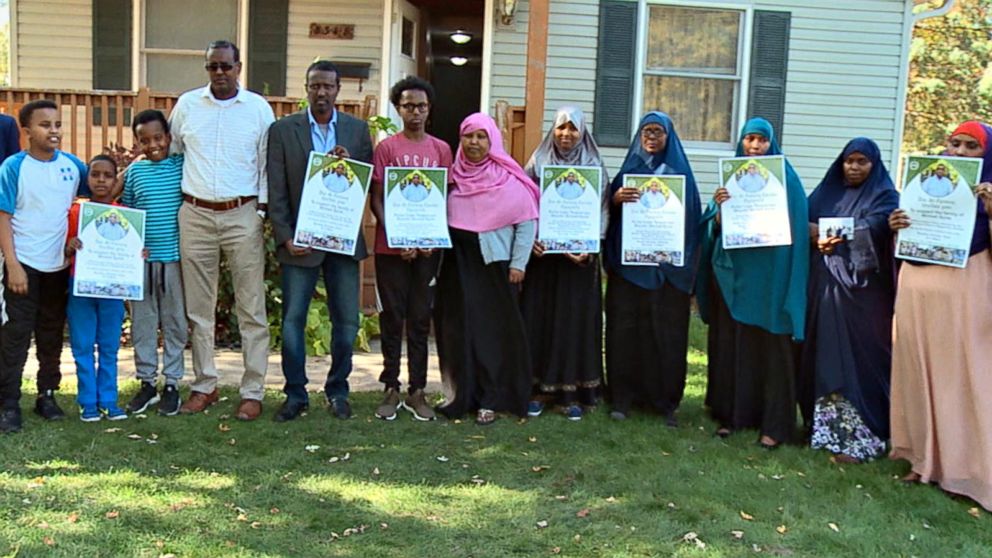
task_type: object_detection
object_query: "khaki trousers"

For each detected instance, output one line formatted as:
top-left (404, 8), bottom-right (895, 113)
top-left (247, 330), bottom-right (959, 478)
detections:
top-left (179, 201), bottom-right (269, 400)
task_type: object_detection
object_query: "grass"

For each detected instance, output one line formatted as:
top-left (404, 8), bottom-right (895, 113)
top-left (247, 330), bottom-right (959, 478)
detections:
top-left (1, 318), bottom-right (990, 557)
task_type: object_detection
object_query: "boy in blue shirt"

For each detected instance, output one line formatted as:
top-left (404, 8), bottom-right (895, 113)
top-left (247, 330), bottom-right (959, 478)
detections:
top-left (0, 100), bottom-right (88, 432)
top-left (121, 110), bottom-right (188, 416)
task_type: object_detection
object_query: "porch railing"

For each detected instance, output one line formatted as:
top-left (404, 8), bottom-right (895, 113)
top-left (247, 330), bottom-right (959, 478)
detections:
top-left (0, 87), bottom-right (378, 161)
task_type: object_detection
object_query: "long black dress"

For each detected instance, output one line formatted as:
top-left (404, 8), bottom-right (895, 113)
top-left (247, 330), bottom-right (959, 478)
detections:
top-left (434, 227), bottom-right (532, 418)
top-left (519, 254), bottom-right (602, 405)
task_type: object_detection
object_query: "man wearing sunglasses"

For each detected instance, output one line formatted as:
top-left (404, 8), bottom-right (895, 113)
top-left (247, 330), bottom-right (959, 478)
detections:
top-left (168, 40), bottom-right (276, 422)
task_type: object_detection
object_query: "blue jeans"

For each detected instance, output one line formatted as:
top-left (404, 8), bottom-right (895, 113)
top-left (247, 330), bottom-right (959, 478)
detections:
top-left (280, 256), bottom-right (360, 404)
top-left (67, 286), bottom-right (126, 410)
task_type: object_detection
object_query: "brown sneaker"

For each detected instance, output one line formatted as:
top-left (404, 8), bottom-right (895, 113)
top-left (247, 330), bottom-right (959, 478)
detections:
top-left (179, 390), bottom-right (219, 414)
top-left (402, 389), bottom-right (436, 421)
top-left (375, 388), bottom-right (400, 421)
top-left (235, 399), bottom-right (262, 421)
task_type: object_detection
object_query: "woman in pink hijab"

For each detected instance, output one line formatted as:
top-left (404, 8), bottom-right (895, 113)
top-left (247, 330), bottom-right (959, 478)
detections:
top-left (434, 113), bottom-right (540, 425)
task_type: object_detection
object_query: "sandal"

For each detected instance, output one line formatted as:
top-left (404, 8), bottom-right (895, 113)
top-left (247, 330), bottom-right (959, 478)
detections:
top-left (476, 408), bottom-right (497, 426)
top-left (901, 471), bottom-right (921, 483)
top-left (758, 435), bottom-right (780, 450)
top-left (714, 427), bottom-right (732, 438)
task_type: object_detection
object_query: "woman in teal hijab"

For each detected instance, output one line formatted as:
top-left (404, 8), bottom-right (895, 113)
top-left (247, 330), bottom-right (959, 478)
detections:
top-left (696, 117), bottom-right (809, 448)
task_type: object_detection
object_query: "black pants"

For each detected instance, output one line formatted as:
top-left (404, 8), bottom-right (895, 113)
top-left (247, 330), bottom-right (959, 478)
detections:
top-left (375, 253), bottom-right (439, 393)
top-left (0, 265), bottom-right (69, 407)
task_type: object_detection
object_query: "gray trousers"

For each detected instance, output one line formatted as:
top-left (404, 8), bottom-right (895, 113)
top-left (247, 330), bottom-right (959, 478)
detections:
top-left (131, 261), bottom-right (188, 385)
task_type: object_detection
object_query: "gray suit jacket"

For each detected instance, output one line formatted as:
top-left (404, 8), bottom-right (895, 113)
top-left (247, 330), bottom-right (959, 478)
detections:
top-left (268, 109), bottom-right (374, 266)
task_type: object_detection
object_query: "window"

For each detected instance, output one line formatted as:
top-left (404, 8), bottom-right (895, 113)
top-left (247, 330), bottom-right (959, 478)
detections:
top-left (141, 0), bottom-right (239, 92)
top-left (640, 5), bottom-right (745, 146)
top-left (401, 17), bottom-right (416, 58)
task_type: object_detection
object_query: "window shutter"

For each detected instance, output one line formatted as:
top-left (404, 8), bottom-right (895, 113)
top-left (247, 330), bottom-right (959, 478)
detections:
top-left (248, 0), bottom-right (289, 97)
top-left (593, 1), bottom-right (637, 147)
top-left (93, 0), bottom-right (132, 90)
top-left (747, 10), bottom-right (791, 140)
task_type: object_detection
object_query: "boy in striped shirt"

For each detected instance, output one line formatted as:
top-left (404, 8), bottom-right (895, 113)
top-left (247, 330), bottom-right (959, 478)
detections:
top-left (121, 110), bottom-right (188, 416)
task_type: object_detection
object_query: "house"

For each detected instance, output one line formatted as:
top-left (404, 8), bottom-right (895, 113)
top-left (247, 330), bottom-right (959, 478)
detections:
top-left (4, 0), bottom-right (944, 190)
top-left (1, 0), bottom-right (948, 307)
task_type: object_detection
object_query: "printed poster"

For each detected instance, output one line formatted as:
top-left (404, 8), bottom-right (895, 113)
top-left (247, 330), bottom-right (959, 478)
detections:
top-left (717, 155), bottom-right (791, 249)
top-left (384, 167), bottom-right (452, 249)
top-left (72, 202), bottom-right (146, 300)
top-left (537, 165), bottom-right (602, 253)
top-left (896, 155), bottom-right (983, 268)
top-left (620, 174), bottom-right (686, 266)
top-left (293, 153), bottom-right (373, 256)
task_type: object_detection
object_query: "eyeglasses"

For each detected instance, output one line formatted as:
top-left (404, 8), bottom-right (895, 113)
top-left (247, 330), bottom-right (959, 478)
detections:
top-left (204, 63), bottom-right (236, 73)
top-left (399, 103), bottom-right (430, 113)
top-left (641, 127), bottom-right (666, 139)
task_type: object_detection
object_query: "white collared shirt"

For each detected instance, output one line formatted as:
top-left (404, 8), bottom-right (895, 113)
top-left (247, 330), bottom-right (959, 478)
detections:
top-left (169, 85), bottom-right (275, 203)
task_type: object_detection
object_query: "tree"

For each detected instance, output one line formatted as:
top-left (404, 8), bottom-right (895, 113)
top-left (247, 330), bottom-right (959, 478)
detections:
top-left (904, 0), bottom-right (992, 153)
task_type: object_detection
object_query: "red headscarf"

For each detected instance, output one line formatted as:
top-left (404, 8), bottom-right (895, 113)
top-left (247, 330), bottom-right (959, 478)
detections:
top-left (448, 113), bottom-right (540, 233)
top-left (950, 120), bottom-right (988, 150)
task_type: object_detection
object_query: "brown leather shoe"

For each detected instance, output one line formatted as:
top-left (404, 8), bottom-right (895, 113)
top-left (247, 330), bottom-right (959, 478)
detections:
top-left (179, 390), bottom-right (219, 414)
top-left (235, 399), bottom-right (262, 421)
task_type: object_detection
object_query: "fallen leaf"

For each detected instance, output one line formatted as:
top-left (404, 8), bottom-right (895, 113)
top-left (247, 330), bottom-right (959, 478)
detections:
top-left (105, 511), bottom-right (119, 519)
top-left (536, 520), bottom-right (549, 529)
top-left (43, 537), bottom-right (55, 546)
top-left (228, 438), bottom-right (237, 446)
top-left (753, 544), bottom-right (762, 552)
top-left (328, 457), bottom-right (339, 464)
top-left (380, 522), bottom-right (389, 530)
top-left (149, 433), bottom-right (159, 440)
top-left (250, 521), bottom-right (262, 529)
top-left (219, 396), bottom-right (229, 402)
top-left (661, 451), bottom-right (671, 456)
top-left (531, 465), bottom-right (550, 472)
top-left (922, 521), bottom-right (932, 529)
top-left (342, 452), bottom-right (351, 461)
top-left (103, 427), bottom-right (122, 433)
top-left (576, 508), bottom-right (590, 518)
top-left (740, 511), bottom-right (754, 521)
top-left (270, 508), bottom-right (280, 514)
top-left (551, 547), bottom-right (561, 555)
top-left (304, 445), bottom-right (320, 453)
top-left (667, 502), bottom-right (677, 509)
top-left (828, 522), bottom-right (840, 533)
top-left (66, 513), bottom-right (79, 524)
top-left (219, 414), bottom-right (230, 420)
top-left (771, 475), bottom-right (784, 481)
top-left (776, 525), bottom-right (788, 535)
top-left (237, 513), bottom-right (248, 522)
top-left (605, 496), bottom-right (617, 503)
top-left (554, 495), bottom-right (568, 501)
top-left (528, 436), bottom-right (537, 443)
top-left (372, 467), bottom-right (380, 476)
top-left (218, 423), bottom-right (231, 432)
top-left (682, 532), bottom-right (706, 549)
top-left (730, 530), bottom-right (744, 540)
top-left (127, 434), bottom-right (143, 440)
top-left (969, 507), bottom-right (982, 518)
top-left (436, 456), bottom-right (449, 462)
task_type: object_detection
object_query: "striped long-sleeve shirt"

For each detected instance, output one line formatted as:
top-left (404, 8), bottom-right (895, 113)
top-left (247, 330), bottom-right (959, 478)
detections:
top-left (121, 154), bottom-right (184, 262)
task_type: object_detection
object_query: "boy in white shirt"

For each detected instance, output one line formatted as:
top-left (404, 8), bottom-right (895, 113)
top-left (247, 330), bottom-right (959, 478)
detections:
top-left (0, 99), bottom-right (88, 432)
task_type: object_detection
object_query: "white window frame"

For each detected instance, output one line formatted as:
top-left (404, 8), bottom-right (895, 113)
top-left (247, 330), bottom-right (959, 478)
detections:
top-left (132, 0), bottom-right (249, 92)
top-left (634, 0), bottom-right (753, 156)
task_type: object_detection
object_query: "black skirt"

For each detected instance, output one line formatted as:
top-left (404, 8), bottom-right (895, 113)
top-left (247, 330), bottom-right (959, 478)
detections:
top-left (604, 273), bottom-right (690, 415)
top-left (519, 254), bottom-right (603, 405)
top-left (705, 279), bottom-right (797, 442)
top-left (434, 227), bottom-right (532, 418)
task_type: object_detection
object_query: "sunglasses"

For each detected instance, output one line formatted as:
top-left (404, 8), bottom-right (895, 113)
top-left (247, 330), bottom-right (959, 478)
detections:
top-left (205, 63), bottom-right (237, 73)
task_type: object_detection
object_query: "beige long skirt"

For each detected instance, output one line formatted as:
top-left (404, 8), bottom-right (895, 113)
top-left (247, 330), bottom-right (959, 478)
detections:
top-left (890, 250), bottom-right (992, 510)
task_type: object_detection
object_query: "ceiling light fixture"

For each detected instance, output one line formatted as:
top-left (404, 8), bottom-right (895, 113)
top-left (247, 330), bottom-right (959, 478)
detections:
top-left (450, 31), bottom-right (472, 45)
top-left (450, 56), bottom-right (468, 66)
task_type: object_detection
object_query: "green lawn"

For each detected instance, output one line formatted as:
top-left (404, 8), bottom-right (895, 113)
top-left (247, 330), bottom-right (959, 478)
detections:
top-left (1, 321), bottom-right (989, 557)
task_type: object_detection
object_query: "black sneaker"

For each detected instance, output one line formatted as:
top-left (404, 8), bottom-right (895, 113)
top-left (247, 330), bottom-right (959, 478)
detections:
top-left (34, 390), bottom-right (65, 421)
top-left (158, 385), bottom-right (181, 417)
top-left (0, 407), bottom-right (22, 433)
top-left (126, 382), bottom-right (160, 414)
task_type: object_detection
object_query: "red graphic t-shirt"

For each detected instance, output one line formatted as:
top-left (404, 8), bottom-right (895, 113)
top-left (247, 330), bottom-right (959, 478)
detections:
top-left (371, 133), bottom-right (453, 255)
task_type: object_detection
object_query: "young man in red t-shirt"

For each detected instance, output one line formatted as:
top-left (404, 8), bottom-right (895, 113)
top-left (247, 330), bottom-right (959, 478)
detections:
top-left (370, 76), bottom-right (453, 421)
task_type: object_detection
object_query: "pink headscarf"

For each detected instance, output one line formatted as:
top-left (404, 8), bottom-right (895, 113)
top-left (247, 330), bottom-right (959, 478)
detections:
top-left (448, 113), bottom-right (540, 233)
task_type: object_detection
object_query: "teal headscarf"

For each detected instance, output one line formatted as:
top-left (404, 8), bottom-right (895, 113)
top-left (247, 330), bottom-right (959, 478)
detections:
top-left (695, 117), bottom-right (809, 340)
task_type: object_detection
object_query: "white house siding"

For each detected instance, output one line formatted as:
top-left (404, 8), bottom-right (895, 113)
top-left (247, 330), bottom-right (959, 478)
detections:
top-left (489, 0), bottom-right (911, 194)
top-left (285, 0), bottom-right (383, 103)
top-left (16, 0), bottom-right (93, 89)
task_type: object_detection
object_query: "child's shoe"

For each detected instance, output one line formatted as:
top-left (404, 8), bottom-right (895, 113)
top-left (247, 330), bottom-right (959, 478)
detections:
top-left (127, 382), bottom-right (160, 414)
top-left (158, 385), bottom-right (181, 417)
top-left (79, 406), bottom-right (102, 423)
top-left (102, 406), bottom-right (128, 421)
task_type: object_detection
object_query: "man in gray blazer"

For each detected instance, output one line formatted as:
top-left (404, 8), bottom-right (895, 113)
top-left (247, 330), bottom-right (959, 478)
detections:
top-left (267, 60), bottom-right (374, 422)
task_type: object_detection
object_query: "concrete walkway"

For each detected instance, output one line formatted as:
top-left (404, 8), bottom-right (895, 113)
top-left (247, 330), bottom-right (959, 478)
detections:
top-left (22, 339), bottom-right (444, 393)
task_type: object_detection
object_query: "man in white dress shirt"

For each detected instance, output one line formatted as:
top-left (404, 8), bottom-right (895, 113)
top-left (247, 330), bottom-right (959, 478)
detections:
top-left (169, 40), bottom-right (275, 421)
